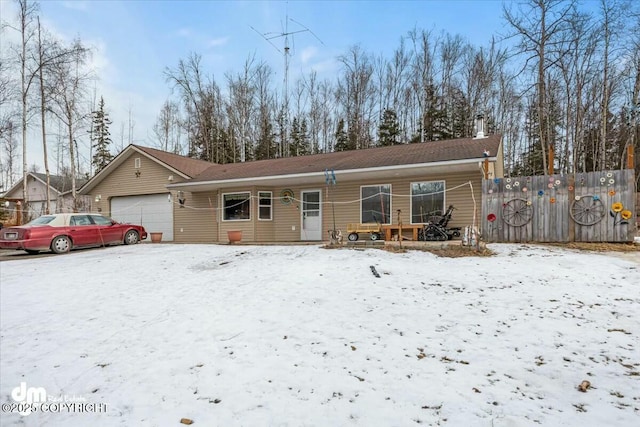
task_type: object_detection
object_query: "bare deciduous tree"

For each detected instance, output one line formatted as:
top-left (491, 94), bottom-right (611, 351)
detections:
top-left (153, 100), bottom-right (182, 153)
top-left (337, 45), bottom-right (375, 150)
top-left (226, 55), bottom-right (259, 162)
top-left (47, 40), bottom-right (90, 211)
top-left (504, 0), bottom-right (575, 174)
top-left (165, 53), bottom-right (229, 162)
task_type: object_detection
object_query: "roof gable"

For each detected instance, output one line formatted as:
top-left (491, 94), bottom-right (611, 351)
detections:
top-left (2, 172), bottom-right (87, 198)
top-left (79, 144), bottom-right (215, 194)
top-left (133, 145), bottom-right (214, 178)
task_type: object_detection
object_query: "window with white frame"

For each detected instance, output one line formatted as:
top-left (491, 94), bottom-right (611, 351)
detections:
top-left (223, 192), bottom-right (251, 221)
top-left (361, 184), bottom-right (391, 224)
top-left (411, 181), bottom-right (445, 223)
top-left (134, 157), bottom-right (141, 169)
top-left (258, 191), bottom-right (272, 220)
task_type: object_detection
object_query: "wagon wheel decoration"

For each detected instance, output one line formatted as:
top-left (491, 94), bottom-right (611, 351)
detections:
top-left (570, 195), bottom-right (605, 226)
top-left (280, 189), bottom-right (294, 205)
top-left (502, 198), bottom-right (533, 227)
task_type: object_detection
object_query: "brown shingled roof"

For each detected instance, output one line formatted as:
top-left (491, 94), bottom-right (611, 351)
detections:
top-left (191, 134), bottom-right (501, 182)
top-left (133, 145), bottom-right (214, 178)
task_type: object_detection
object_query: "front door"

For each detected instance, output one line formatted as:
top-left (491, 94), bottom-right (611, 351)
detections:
top-left (301, 190), bottom-right (322, 241)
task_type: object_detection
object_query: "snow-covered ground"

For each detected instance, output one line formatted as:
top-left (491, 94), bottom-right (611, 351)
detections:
top-left (1, 243), bottom-right (638, 427)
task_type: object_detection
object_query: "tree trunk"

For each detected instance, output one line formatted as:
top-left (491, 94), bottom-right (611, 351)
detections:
top-left (38, 17), bottom-right (51, 214)
top-left (20, 1), bottom-right (29, 221)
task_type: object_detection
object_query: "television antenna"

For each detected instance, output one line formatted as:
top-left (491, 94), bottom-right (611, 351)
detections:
top-left (251, 12), bottom-right (324, 157)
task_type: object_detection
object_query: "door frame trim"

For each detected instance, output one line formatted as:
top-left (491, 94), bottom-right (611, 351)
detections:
top-left (300, 189), bottom-right (322, 241)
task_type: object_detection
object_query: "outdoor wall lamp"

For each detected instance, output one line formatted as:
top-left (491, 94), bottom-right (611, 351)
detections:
top-left (177, 191), bottom-right (186, 207)
top-left (95, 194), bottom-right (102, 202)
top-left (135, 170), bottom-right (141, 178)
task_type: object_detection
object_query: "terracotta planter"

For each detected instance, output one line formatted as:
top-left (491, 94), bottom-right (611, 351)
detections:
top-left (227, 230), bottom-right (242, 244)
top-left (150, 232), bottom-right (163, 243)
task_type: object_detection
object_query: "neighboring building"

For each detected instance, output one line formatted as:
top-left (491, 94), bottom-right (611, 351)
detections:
top-left (79, 133), bottom-right (504, 243)
top-left (1, 172), bottom-right (89, 220)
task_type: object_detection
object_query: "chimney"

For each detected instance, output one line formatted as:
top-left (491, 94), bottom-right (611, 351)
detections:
top-left (474, 114), bottom-right (486, 139)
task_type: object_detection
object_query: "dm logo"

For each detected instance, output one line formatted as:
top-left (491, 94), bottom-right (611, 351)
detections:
top-left (11, 382), bottom-right (47, 416)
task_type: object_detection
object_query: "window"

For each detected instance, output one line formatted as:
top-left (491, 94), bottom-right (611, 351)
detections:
top-left (361, 185), bottom-right (391, 224)
top-left (411, 181), bottom-right (445, 224)
top-left (258, 192), bottom-right (272, 220)
top-left (28, 216), bottom-right (56, 225)
top-left (223, 192), bottom-right (251, 221)
top-left (70, 215), bottom-right (93, 226)
top-left (91, 215), bottom-right (113, 225)
top-left (134, 157), bottom-right (141, 169)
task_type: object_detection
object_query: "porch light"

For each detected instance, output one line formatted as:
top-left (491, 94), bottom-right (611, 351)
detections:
top-left (95, 194), bottom-right (102, 202)
top-left (177, 191), bottom-right (186, 207)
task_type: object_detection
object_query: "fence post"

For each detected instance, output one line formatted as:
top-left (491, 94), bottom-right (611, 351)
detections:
top-left (568, 175), bottom-right (575, 242)
top-left (16, 201), bottom-right (22, 226)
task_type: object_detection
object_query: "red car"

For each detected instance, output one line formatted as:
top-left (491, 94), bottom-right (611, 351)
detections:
top-left (0, 213), bottom-right (148, 255)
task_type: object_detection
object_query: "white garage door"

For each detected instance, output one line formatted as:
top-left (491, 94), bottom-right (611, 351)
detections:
top-left (111, 194), bottom-right (173, 241)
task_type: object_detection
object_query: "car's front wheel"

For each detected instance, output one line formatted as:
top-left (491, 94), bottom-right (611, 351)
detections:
top-left (51, 236), bottom-right (71, 254)
top-left (124, 230), bottom-right (139, 245)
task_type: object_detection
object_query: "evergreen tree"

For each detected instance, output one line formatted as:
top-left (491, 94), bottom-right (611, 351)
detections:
top-left (409, 85), bottom-right (450, 143)
top-left (334, 119), bottom-right (349, 152)
top-left (90, 96), bottom-right (113, 173)
top-left (290, 117), bottom-right (311, 156)
top-left (289, 117), bottom-right (300, 157)
top-left (377, 109), bottom-right (401, 146)
top-left (255, 114), bottom-right (276, 160)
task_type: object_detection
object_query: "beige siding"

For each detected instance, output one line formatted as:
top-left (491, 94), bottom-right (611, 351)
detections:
top-left (173, 191), bottom-right (218, 243)
top-left (272, 187), bottom-right (322, 242)
top-left (85, 153), bottom-right (487, 244)
top-left (89, 153), bottom-right (183, 215)
top-left (254, 188), bottom-right (276, 242)
top-left (217, 187), bottom-right (256, 243)
top-left (317, 171), bottom-right (484, 237)
top-left (175, 170), bottom-right (484, 243)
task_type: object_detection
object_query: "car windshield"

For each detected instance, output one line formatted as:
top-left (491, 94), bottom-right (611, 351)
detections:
top-left (28, 216), bottom-right (57, 225)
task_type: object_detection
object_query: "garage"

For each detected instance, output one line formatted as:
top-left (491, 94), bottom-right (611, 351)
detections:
top-left (111, 194), bottom-right (173, 241)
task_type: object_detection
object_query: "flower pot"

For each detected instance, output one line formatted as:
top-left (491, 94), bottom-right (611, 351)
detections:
top-left (227, 230), bottom-right (242, 244)
top-left (150, 232), bottom-right (163, 243)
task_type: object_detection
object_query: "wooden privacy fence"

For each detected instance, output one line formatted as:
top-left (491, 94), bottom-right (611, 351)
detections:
top-left (482, 170), bottom-right (636, 243)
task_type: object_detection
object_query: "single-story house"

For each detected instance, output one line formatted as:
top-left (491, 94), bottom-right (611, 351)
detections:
top-left (80, 133), bottom-right (503, 243)
top-left (1, 172), bottom-right (89, 220)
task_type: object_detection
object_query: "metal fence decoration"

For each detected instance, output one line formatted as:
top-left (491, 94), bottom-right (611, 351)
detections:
top-left (482, 170), bottom-right (636, 243)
